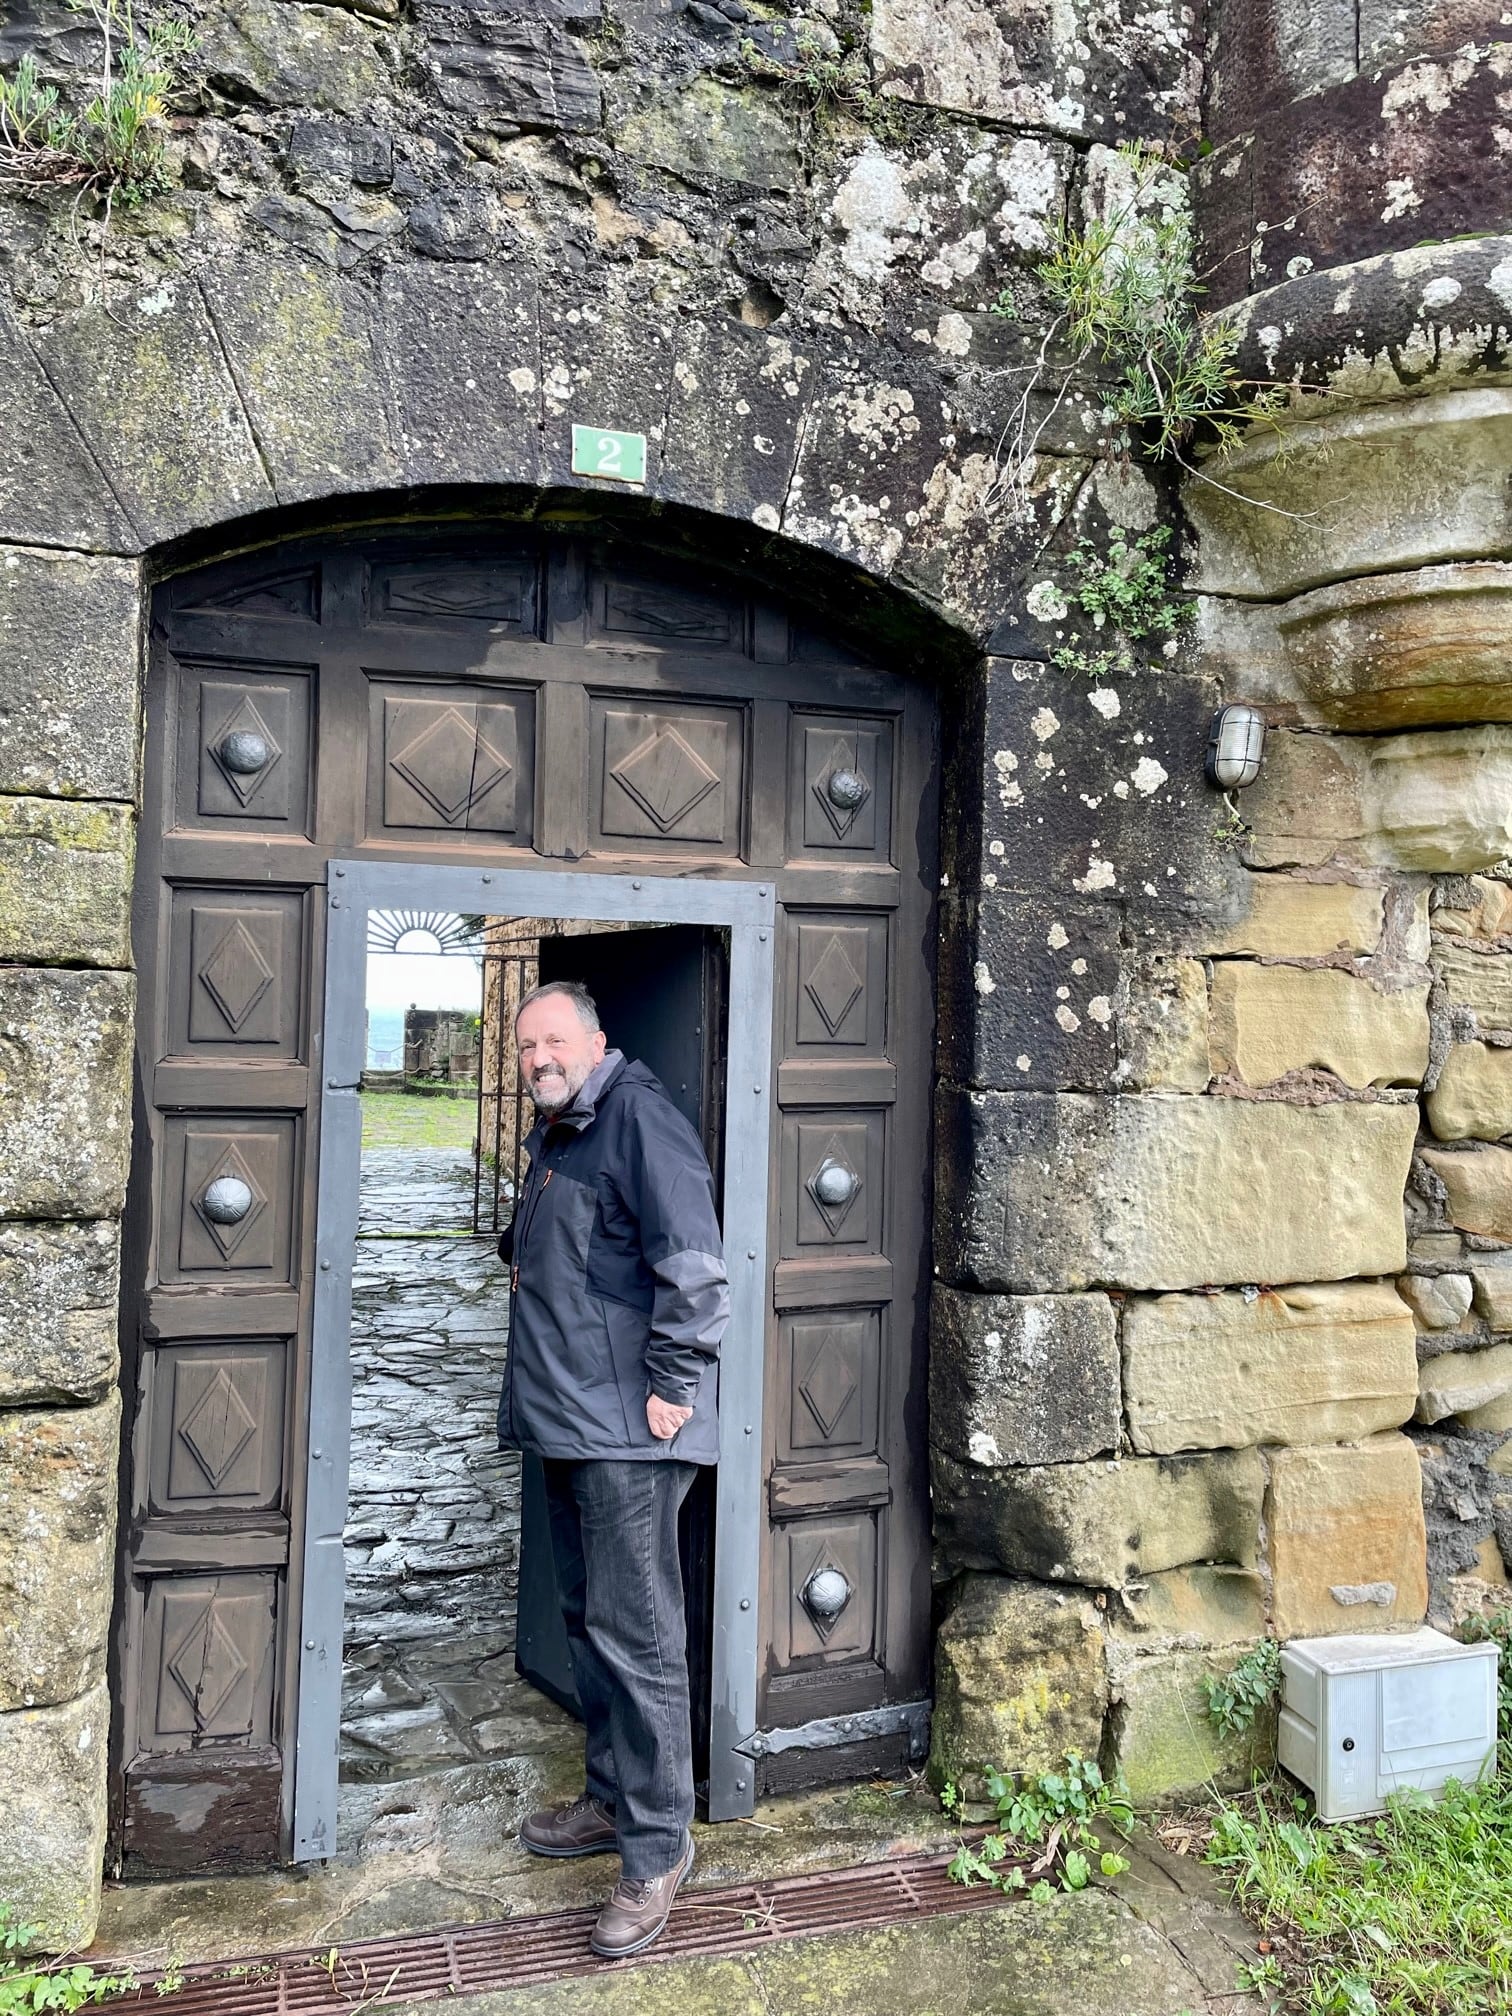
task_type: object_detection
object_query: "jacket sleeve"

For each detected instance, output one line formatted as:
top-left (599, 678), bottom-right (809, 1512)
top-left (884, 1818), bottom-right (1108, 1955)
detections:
top-left (624, 1094), bottom-right (730, 1407)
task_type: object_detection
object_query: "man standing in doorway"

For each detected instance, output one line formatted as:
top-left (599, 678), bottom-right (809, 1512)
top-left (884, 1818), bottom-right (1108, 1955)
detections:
top-left (496, 979), bottom-right (729, 1958)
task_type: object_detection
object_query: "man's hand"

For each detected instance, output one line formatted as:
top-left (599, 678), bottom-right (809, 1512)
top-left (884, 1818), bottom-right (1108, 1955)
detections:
top-left (646, 1394), bottom-right (693, 1441)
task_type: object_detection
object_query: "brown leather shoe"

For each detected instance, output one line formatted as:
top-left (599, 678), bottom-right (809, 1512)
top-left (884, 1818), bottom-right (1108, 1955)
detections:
top-left (519, 1793), bottom-right (617, 1858)
top-left (589, 1834), bottom-right (694, 1958)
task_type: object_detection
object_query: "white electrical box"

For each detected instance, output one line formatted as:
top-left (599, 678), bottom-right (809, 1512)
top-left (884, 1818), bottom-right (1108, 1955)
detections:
top-left (1278, 1626), bottom-right (1499, 1822)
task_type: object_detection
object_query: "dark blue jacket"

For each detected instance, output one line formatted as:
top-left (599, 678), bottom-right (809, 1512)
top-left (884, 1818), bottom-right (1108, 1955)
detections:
top-left (496, 1051), bottom-right (729, 1464)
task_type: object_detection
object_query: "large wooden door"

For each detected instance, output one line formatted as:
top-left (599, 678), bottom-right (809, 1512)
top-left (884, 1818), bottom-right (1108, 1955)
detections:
top-left (114, 528), bottom-right (938, 1873)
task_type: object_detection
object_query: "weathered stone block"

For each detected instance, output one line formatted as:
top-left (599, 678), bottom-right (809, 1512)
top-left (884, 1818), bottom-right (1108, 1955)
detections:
top-left (1421, 1145), bottom-right (1512, 1242)
top-left (1460, 1391), bottom-right (1512, 1432)
top-left (930, 1288), bottom-right (1119, 1469)
top-left (0, 798), bottom-right (133, 967)
top-left (0, 311), bottom-right (138, 553)
top-left (1203, 876), bottom-right (1385, 958)
top-left (421, 12), bottom-right (599, 129)
top-left (936, 1089), bottom-right (1417, 1293)
top-left (539, 302), bottom-right (679, 492)
top-left (1427, 1043), bottom-right (1512, 1143)
top-left (615, 79), bottom-right (798, 190)
top-left (1435, 943), bottom-right (1512, 1031)
top-left (0, 969), bottom-right (132, 1219)
top-left (1107, 1647), bottom-right (1275, 1804)
top-left (0, 548), bottom-right (142, 801)
top-left (199, 261), bottom-right (399, 503)
top-left (1368, 728), bottom-right (1512, 873)
top-left (1397, 1272), bottom-right (1473, 1331)
top-left (870, 0), bottom-right (1199, 140)
top-left (201, 0), bottom-right (395, 112)
top-left (378, 264), bottom-right (541, 490)
top-left (1470, 1256), bottom-right (1512, 1329)
top-left (0, 1682), bottom-right (108, 1951)
top-left (1416, 1344), bottom-right (1512, 1426)
top-left (0, 1221), bottom-right (120, 1405)
top-left (1108, 1565), bottom-right (1266, 1647)
top-left (1209, 965), bottom-right (1429, 1088)
top-left (937, 894), bottom-right (1120, 1092)
top-left (1241, 729), bottom-right (1367, 870)
top-left (1435, 877), bottom-right (1512, 941)
top-left (1267, 1436), bottom-right (1429, 1639)
top-left (1124, 1282), bottom-right (1418, 1454)
top-left (661, 320), bottom-right (812, 532)
top-left (933, 1447), bottom-right (1264, 1586)
top-left (1117, 956), bottom-right (1210, 1092)
top-left (0, 1395), bottom-right (119, 1710)
top-left (38, 283), bottom-right (276, 546)
top-left (928, 1575), bottom-right (1106, 1790)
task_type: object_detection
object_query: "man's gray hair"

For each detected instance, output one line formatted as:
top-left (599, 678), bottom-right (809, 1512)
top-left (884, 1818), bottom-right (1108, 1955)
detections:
top-left (515, 979), bottom-right (601, 1033)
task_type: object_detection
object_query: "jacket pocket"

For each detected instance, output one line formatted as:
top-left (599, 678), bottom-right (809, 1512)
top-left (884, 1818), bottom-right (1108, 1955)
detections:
top-left (602, 1294), bottom-right (654, 1447)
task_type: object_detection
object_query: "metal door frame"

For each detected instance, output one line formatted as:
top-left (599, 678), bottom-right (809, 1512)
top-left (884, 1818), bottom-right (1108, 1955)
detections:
top-left (294, 861), bottom-right (776, 1859)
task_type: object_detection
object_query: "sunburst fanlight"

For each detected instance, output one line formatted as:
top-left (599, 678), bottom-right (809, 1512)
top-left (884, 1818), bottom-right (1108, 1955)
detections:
top-left (366, 909), bottom-right (485, 957)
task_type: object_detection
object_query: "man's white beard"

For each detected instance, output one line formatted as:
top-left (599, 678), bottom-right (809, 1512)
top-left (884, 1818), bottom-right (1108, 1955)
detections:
top-left (528, 1062), bottom-right (584, 1113)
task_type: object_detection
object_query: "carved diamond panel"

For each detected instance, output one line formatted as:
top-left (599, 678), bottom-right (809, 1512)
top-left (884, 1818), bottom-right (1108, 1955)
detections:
top-left (774, 1514), bottom-right (877, 1666)
top-left (170, 890), bottom-right (304, 1057)
top-left (790, 914), bottom-right (889, 1054)
top-left (780, 1311), bottom-right (881, 1458)
top-left (787, 1115), bottom-right (882, 1253)
top-left (790, 713), bottom-right (893, 859)
top-left (164, 1118), bottom-right (295, 1282)
top-left (592, 568), bottom-right (743, 650)
top-left (144, 1342), bottom-right (287, 1512)
top-left (182, 670), bottom-right (312, 831)
top-left (595, 702), bottom-right (744, 853)
top-left (371, 687), bottom-right (532, 841)
top-left (139, 1574), bottom-right (278, 1750)
top-left (185, 567), bottom-right (320, 622)
top-left (372, 559), bottom-right (533, 628)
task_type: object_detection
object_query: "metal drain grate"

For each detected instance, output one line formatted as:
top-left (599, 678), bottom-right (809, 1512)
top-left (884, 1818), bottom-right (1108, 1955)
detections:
top-left (113, 1852), bottom-right (1026, 2013)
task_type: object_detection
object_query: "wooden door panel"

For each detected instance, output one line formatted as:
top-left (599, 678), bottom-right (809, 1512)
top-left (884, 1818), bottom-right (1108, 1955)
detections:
top-left (141, 1341), bottom-right (288, 1513)
top-left (790, 914), bottom-right (888, 1051)
top-left (160, 1117), bottom-right (298, 1282)
top-left (589, 563), bottom-right (748, 654)
top-left (168, 889), bottom-right (306, 1056)
top-left (174, 665), bottom-right (314, 834)
top-left (770, 1513), bottom-right (879, 1669)
top-left (591, 698), bottom-right (745, 853)
top-left (181, 564), bottom-right (322, 624)
top-left (368, 684), bottom-right (534, 842)
top-left (135, 1572), bottom-right (280, 1751)
top-left (777, 1309), bottom-right (881, 1461)
top-left (783, 1112), bottom-right (885, 1255)
top-left (789, 712), bottom-right (894, 862)
top-left (368, 555), bottom-right (536, 632)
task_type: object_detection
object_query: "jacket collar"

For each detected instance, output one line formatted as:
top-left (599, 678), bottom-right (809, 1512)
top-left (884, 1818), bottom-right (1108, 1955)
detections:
top-left (525, 1049), bottom-right (626, 1148)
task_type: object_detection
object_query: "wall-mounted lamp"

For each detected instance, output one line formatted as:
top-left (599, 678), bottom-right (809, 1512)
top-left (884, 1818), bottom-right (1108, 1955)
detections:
top-left (1205, 705), bottom-right (1266, 790)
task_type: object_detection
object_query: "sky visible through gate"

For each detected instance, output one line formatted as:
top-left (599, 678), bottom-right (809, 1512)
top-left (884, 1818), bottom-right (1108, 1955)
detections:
top-left (366, 930), bottom-right (484, 1067)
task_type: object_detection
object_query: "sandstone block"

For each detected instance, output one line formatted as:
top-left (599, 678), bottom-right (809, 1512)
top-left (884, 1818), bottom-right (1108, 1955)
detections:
top-left (1435, 876), bottom-right (1512, 941)
top-left (617, 79), bottom-right (800, 192)
top-left (928, 1575), bottom-right (1106, 1790)
top-left (0, 1395), bottom-right (119, 1710)
top-left (0, 798), bottom-right (133, 968)
top-left (1108, 1566), bottom-right (1266, 1648)
top-left (1427, 1043), bottom-right (1512, 1143)
top-left (201, 0), bottom-right (395, 112)
top-left (1434, 943), bottom-right (1512, 1030)
top-left (1416, 1344), bottom-right (1512, 1426)
top-left (1205, 876), bottom-right (1384, 957)
top-left (1396, 1272), bottom-right (1473, 1330)
top-left (1124, 1282), bottom-right (1418, 1453)
top-left (0, 1221), bottom-right (120, 1405)
top-left (930, 1288), bottom-right (1119, 1468)
top-left (0, 1682), bottom-right (108, 1952)
top-left (0, 311), bottom-right (138, 553)
top-left (1267, 1436), bottom-right (1429, 1639)
top-left (1118, 956), bottom-right (1210, 1092)
top-left (1368, 727), bottom-right (1512, 873)
top-left (0, 968), bottom-right (133, 1219)
top-left (1107, 1647), bottom-right (1275, 1804)
top-left (378, 265), bottom-right (541, 491)
top-left (1241, 731), bottom-right (1367, 870)
top-left (0, 548), bottom-right (142, 801)
top-left (1421, 1146), bottom-right (1512, 1241)
top-left (937, 893), bottom-right (1119, 1093)
top-left (933, 1447), bottom-right (1264, 1586)
top-left (37, 284), bottom-right (275, 547)
top-left (1210, 965), bottom-right (1428, 1089)
top-left (936, 1089), bottom-right (1416, 1293)
top-left (1461, 1392), bottom-right (1512, 1431)
top-left (1471, 1256), bottom-right (1512, 1329)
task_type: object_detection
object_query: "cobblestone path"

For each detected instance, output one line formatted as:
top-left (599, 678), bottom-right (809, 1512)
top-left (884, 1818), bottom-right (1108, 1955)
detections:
top-left (340, 1147), bottom-right (575, 1791)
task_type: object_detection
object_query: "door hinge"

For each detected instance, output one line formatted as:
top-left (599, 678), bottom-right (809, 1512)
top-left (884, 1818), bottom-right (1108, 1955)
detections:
top-left (735, 1699), bottom-right (931, 1761)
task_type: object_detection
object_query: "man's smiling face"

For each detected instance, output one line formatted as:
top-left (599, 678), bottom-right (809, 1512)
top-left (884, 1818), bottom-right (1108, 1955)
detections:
top-left (517, 990), bottom-right (608, 1114)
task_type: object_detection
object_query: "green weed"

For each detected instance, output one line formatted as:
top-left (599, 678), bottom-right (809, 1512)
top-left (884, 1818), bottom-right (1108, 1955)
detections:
top-left (0, 1909), bottom-right (134, 2016)
top-left (943, 1750), bottom-right (1133, 1897)
top-left (1204, 1639), bottom-right (1282, 1738)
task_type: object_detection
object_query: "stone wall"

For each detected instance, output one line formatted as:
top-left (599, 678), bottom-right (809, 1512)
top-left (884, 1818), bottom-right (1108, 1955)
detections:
top-left (0, 0), bottom-right (1507, 1948)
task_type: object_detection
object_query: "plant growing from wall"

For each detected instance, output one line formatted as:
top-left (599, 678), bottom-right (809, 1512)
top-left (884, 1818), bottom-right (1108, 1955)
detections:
top-left (1038, 524), bottom-right (1195, 680)
top-left (0, 1909), bottom-right (134, 2016)
top-left (1203, 1638), bottom-right (1282, 1737)
top-left (0, 0), bottom-right (197, 208)
top-left (941, 1750), bottom-right (1133, 1899)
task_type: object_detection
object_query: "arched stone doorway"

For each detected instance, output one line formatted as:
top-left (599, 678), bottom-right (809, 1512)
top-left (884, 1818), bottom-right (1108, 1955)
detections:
top-left (113, 520), bottom-right (941, 1874)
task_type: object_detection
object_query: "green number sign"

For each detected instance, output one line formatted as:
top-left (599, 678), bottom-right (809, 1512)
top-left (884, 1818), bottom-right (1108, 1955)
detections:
top-left (571, 424), bottom-right (647, 485)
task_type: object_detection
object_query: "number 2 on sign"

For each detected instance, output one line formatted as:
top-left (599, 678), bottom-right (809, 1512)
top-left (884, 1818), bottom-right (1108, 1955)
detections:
top-left (571, 423), bottom-right (647, 485)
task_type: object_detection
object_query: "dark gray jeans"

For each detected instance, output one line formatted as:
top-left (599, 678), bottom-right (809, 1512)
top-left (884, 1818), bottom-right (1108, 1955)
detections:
top-left (540, 1457), bottom-right (698, 1881)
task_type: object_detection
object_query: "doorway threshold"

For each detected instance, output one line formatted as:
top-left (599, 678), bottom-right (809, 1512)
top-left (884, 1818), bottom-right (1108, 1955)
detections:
top-left (90, 1773), bottom-right (960, 1974)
